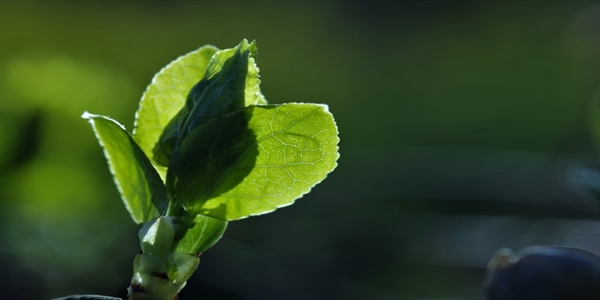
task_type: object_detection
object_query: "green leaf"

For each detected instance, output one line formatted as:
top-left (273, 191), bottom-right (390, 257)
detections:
top-left (153, 39), bottom-right (266, 167)
top-left (173, 103), bottom-right (339, 221)
top-left (139, 217), bottom-right (175, 259)
top-left (188, 39), bottom-right (266, 113)
top-left (175, 214), bottom-right (227, 255)
top-left (132, 45), bottom-right (219, 171)
top-left (168, 253), bottom-right (200, 284)
top-left (169, 109), bottom-right (257, 209)
top-left (83, 112), bottom-right (168, 224)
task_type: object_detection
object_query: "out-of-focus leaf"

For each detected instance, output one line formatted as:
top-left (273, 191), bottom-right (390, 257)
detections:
top-left (153, 39), bottom-right (266, 167)
top-left (589, 90), bottom-right (600, 154)
top-left (132, 45), bottom-right (219, 172)
top-left (173, 103), bottom-right (339, 221)
top-left (175, 214), bottom-right (227, 255)
top-left (83, 112), bottom-right (167, 223)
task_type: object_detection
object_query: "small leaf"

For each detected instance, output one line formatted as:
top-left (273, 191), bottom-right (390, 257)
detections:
top-left (153, 39), bottom-right (266, 167)
top-left (168, 253), bottom-right (200, 284)
top-left (83, 112), bottom-right (168, 224)
top-left (175, 214), bottom-right (227, 255)
top-left (133, 45), bottom-right (219, 170)
top-left (139, 217), bottom-right (175, 259)
top-left (172, 103), bottom-right (339, 221)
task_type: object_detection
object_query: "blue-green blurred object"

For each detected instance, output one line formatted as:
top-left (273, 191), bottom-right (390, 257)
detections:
top-left (484, 246), bottom-right (600, 300)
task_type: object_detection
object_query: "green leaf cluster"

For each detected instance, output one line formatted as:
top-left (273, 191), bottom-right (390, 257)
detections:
top-left (84, 39), bottom-right (339, 258)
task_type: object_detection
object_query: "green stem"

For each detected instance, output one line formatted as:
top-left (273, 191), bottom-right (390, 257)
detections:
top-left (172, 208), bottom-right (197, 243)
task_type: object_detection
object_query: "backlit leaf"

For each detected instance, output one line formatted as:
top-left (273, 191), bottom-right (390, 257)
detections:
top-left (172, 103), bottom-right (339, 221)
top-left (83, 112), bottom-right (168, 224)
top-left (133, 45), bottom-right (219, 173)
top-left (169, 109), bottom-right (257, 210)
top-left (153, 39), bottom-right (266, 167)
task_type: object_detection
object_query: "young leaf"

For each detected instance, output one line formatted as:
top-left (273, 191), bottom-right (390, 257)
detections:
top-left (83, 112), bottom-right (168, 224)
top-left (168, 253), bottom-right (200, 284)
top-left (139, 217), bottom-right (175, 260)
top-left (132, 45), bottom-right (219, 169)
top-left (175, 215), bottom-right (228, 255)
top-left (153, 39), bottom-right (266, 167)
top-left (168, 109), bottom-right (257, 209)
top-left (173, 103), bottom-right (339, 221)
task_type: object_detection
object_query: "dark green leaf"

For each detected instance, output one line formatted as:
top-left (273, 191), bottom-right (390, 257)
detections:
top-left (153, 39), bottom-right (266, 167)
top-left (170, 109), bottom-right (257, 210)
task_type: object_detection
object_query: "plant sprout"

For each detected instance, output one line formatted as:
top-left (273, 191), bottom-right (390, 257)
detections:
top-left (76, 39), bottom-right (339, 300)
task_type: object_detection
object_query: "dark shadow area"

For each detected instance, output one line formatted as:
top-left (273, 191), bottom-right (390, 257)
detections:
top-left (0, 109), bottom-right (43, 173)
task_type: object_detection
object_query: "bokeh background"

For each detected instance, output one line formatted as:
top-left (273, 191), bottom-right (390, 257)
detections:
top-left (1, 1), bottom-right (599, 299)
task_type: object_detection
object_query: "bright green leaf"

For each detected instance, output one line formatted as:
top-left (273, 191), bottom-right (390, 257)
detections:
top-left (175, 214), bottom-right (228, 255)
top-left (83, 112), bottom-right (168, 224)
top-left (173, 103), bottom-right (339, 221)
top-left (153, 39), bottom-right (266, 167)
top-left (132, 45), bottom-right (219, 172)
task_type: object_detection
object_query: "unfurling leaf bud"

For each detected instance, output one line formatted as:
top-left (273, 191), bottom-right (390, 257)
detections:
top-left (138, 217), bottom-right (175, 260)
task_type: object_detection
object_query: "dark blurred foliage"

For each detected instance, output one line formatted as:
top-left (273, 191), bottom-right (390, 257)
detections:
top-left (0, 1), bottom-right (598, 299)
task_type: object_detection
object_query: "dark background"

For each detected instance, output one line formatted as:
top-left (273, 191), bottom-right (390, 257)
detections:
top-left (1, 1), bottom-right (599, 299)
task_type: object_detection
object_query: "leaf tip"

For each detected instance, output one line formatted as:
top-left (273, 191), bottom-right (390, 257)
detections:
top-left (316, 103), bottom-right (331, 113)
top-left (81, 111), bottom-right (94, 120)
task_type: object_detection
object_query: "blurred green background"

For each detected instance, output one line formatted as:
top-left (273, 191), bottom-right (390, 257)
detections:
top-left (1, 1), bottom-right (599, 299)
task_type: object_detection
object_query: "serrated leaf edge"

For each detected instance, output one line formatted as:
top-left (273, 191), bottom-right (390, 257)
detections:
top-left (230, 103), bottom-right (339, 221)
top-left (82, 111), bottom-right (154, 224)
top-left (131, 45), bottom-right (219, 138)
top-left (193, 103), bottom-right (340, 221)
